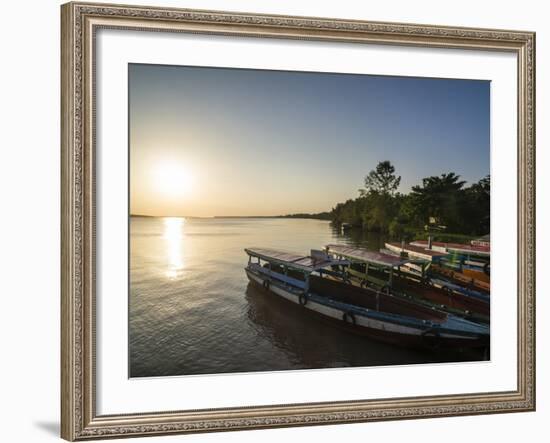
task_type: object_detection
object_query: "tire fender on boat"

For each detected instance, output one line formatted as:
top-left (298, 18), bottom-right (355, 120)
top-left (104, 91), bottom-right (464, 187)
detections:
top-left (299, 293), bottom-right (308, 306)
top-left (342, 312), bottom-right (356, 326)
top-left (262, 279), bottom-right (270, 290)
top-left (421, 327), bottom-right (441, 350)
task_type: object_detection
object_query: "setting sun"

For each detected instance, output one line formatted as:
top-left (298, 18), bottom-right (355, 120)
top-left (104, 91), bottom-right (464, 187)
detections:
top-left (151, 162), bottom-right (195, 198)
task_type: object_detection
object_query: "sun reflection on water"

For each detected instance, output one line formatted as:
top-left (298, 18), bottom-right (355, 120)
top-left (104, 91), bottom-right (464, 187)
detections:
top-left (163, 217), bottom-right (185, 279)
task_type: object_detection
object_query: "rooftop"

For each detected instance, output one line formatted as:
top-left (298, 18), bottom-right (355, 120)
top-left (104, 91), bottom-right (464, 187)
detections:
top-left (325, 244), bottom-right (410, 268)
top-left (245, 247), bottom-right (348, 272)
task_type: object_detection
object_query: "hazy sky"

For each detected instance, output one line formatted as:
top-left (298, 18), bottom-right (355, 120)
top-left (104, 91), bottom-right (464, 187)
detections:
top-left (129, 63), bottom-right (490, 217)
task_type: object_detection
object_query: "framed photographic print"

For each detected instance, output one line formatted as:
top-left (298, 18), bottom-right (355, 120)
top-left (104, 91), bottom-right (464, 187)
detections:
top-left (61, 2), bottom-right (536, 440)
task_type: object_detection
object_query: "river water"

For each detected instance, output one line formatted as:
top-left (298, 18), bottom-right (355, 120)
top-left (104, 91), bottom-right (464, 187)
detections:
top-left (129, 216), bottom-right (483, 377)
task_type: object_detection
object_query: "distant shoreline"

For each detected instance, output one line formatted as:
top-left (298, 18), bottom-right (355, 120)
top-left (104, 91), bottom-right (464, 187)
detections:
top-left (130, 213), bottom-right (331, 220)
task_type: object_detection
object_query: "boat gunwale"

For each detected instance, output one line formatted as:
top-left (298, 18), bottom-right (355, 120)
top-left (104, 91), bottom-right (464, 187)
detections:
top-left (410, 240), bottom-right (491, 256)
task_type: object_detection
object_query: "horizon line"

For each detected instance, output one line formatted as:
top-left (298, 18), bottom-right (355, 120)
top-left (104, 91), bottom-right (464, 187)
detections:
top-left (129, 213), bottom-right (329, 218)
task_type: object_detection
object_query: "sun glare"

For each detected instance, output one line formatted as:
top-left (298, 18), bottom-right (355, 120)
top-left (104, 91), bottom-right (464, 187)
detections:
top-left (152, 162), bottom-right (194, 198)
top-left (163, 217), bottom-right (185, 279)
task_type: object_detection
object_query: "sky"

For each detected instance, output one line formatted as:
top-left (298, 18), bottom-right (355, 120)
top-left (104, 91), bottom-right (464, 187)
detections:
top-left (129, 63), bottom-right (490, 217)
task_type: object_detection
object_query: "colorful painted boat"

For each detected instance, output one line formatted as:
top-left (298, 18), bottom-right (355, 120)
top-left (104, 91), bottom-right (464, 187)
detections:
top-left (326, 244), bottom-right (490, 323)
top-left (410, 239), bottom-right (491, 278)
top-left (430, 263), bottom-right (490, 294)
top-left (245, 247), bottom-right (489, 350)
top-left (463, 268), bottom-right (490, 284)
top-left (409, 240), bottom-right (490, 258)
top-left (471, 234), bottom-right (490, 248)
top-left (386, 242), bottom-right (490, 294)
top-left (384, 242), bottom-right (448, 262)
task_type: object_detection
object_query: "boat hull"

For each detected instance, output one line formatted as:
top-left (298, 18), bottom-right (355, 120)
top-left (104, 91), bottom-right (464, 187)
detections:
top-left (431, 264), bottom-right (490, 294)
top-left (245, 267), bottom-right (488, 351)
top-left (353, 264), bottom-right (490, 320)
top-left (462, 268), bottom-right (490, 284)
top-left (394, 276), bottom-right (490, 318)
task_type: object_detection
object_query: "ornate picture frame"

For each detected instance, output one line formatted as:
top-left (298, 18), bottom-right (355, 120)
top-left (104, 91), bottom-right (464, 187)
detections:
top-left (61, 2), bottom-right (535, 440)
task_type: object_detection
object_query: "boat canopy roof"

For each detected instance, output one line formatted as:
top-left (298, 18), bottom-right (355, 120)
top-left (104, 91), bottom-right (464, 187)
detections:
top-left (410, 240), bottom-right (490, 255)
top-left (245, 247), bottom-right (348, 272)
top-left (386, 242), bottom-right (448, 257)
top-left (326, 244), bottom-right (412, 268)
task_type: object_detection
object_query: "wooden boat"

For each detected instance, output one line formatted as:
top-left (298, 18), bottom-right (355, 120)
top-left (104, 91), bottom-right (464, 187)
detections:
top-left (410, 239), bottom-right (490, 258)
top-left (325, 244), bottom-right (490, 323)
top-left (471, 235), bottom-right (490, 248)
top-left (432, 256), bottom-right (491, 285)
top-left (410, 239), bottom-right (490, 278)
top-left (463, 268), bottom-right (490, 284)
top-left (430, 264), bottom-right (490, 294)
top-left (386, 242), bottom-right (490, 294)
top-left (385, 242), bottom-right (448, 262)
top-left (245, 247), bottom-right (489, 350)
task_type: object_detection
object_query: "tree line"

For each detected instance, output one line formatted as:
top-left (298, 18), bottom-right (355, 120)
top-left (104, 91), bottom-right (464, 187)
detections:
top-left (330, 161), bottom-right (490, 239)
top-left (279, 212), bottom-right (332, 220)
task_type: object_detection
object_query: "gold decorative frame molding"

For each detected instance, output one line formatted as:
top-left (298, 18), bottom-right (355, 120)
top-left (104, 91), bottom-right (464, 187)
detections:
top-left (61, 2), bottom-right (536, 441)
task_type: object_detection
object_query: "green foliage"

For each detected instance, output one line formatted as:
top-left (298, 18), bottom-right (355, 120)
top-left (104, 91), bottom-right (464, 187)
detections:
top-left (332, 198), bottom-right (366, 227)
top-left (359, 160), bottom-right (401, 196)
top-left (388, 219), bottom-right (405, 238)
top-left (410, 172), bottom-right (466, 231)
top-left (331, 161), bottom-right (490, 239)
top-left (362, 192), bottom-right (398, 232)
top-left (462, 175), bottom-right (490, 234)
top-left (280, 212), bottom-right (332, 220)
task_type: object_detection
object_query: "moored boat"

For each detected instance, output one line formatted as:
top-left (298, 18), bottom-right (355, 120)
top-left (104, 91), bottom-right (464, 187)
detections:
top-left (410, 239), bottom-right (491, 282)
top-left (471, 234), bottom-right (490, 248)
top-left (430, 263), bottom-right (490, 294)
top-left (462, 268), bottom-right (490, 284)
top-left (410, 239), bottom-right (490, 258)
top-left (386, 242), bottom-right (490, 294)
top-left (245, 247), bottom-right (489, 350)
top-left (325, 244), bottom-right (490, 323)
top-left (385, 242), bottom-right (448, 262)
